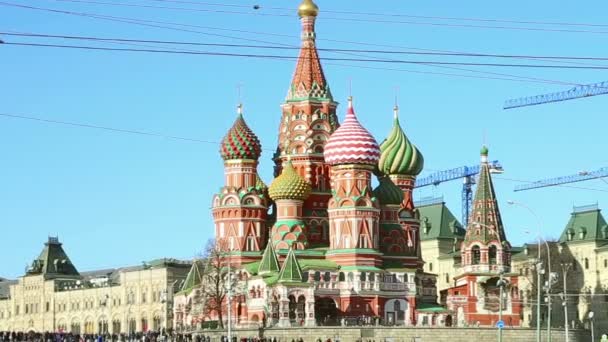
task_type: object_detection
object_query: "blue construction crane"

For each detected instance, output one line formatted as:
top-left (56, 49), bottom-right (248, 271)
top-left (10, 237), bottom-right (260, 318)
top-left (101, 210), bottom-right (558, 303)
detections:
top-left (415, 161), bottom-right (504, 226)
top-left (503, 81), bottom-right (608, 109)
top-left (514, 167), bottom-right (608, 192)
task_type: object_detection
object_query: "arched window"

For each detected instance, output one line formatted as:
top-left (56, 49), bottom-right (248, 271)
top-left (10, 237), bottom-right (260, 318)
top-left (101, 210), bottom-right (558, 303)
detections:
top-left (489, 245), bottom-right (497, 265)
top-left (324, 272), bottom-right (331, 282)
top-left (314, 271), bottom-right (321, 281)
top-left (472, 246), bottom-right (481, 265)
top-left (584, 258), bottom-right (589, 269)
top-left (347, 272), bottom-right (354, 282)
top-left (338, 272), bottom-right (345, 282)
top-left (360, 272), bottom-right (366, 282)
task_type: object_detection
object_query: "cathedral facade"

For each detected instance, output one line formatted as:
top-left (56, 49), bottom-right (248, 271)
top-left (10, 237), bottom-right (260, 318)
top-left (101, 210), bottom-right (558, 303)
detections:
top-left (175, 0), bottom-right (447, 329)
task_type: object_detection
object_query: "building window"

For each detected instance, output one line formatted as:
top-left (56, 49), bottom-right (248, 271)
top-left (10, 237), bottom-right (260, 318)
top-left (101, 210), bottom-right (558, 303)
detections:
top-left (324, 272), bottom-right (331, 282)
top-left (314, 272), bottom-right (321, 281)
top-left (472, 246), bottom-right (481, 265)
top-left (338, 272), bottom-right (345, 282)
top-left (46, 302), bottom-right (50, 312)
top-left (604, 259), bottom-right (607, 268)
top-left (429, 263), bottom-right (433, 272)
top-left (445, 273), bottom-right (450, 283)
top-left (584, 258), bottom-right (589, 270)
top-left (360, 272), bottom-right (366, 282)
top-left (489, 245), bottom-right (497, 265)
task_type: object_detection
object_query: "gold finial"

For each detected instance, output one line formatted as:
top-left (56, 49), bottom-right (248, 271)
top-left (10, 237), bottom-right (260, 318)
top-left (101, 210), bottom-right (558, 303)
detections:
top-left (298, 0), bottom-right (319, 17)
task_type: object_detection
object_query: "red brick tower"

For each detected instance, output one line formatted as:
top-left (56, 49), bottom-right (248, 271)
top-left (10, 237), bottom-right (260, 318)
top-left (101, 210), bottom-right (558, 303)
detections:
top-left (274, 0), bottom-right (338, 247)
top-left (212, 104), bottom-right (268, 265)
top-left (323, 97), bottom-right (382, 266)
top-left (377, 105), bottom-right (425, 268)
top-left (446, 146), bottom-right (521, 327)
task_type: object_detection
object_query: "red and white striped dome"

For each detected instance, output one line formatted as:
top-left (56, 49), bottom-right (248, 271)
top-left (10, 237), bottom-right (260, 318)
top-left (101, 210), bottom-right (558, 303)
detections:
top-left (324, 97), bottom-right (380, 166)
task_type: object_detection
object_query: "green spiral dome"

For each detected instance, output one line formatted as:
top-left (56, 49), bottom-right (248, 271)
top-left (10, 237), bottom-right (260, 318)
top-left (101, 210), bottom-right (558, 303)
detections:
top-left (373, 176), bottom-right (404, 206)
top-left (268, 161), bottom-right (312, 201)
top-left (378, 112), bottom-right (424, 176)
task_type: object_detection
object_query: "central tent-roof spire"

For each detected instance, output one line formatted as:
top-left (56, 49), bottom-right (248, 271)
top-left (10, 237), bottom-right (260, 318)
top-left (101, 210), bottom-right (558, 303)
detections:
top-left (287, 0), bottom-right (332, 101)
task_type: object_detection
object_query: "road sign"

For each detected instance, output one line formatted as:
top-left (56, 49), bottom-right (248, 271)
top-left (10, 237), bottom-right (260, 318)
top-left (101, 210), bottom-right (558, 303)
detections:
top-left (496, 320), bottom-right (505, 329)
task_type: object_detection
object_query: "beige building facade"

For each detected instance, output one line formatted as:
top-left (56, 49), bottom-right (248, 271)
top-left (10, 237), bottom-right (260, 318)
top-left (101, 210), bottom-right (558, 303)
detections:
top-left (0, 237), bottom-right (190, 334)
top-left (419, 201), bottom-right (608, 336)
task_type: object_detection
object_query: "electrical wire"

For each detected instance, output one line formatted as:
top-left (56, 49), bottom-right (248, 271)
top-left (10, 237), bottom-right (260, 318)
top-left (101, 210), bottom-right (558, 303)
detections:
top-left (41, 0), bottom-right (608, 35)
top-left (4, 32), bottom-right (608, 62)
top-left (6, 41), bottom-right (608, 70)
top-left (140, 0), bottom-right (608, 29)
top-left (0, 1), bottom-right (596, 86)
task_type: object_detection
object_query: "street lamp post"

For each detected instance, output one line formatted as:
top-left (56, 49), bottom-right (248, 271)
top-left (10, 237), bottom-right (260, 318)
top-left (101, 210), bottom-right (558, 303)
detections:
top-left (508, 201), bottom-right (551, 342)
top-left (226, 250), bottom-right (233, 342)
top-left (589, 312), bottom-right (595, 342)
top-left (560, 262), bottom-right (571, 342)
top-left (497, 272), bottom-right (507, 342)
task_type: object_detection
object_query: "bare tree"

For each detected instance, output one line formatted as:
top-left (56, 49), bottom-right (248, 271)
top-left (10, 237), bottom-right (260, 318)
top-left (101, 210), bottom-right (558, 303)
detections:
top-left (198, 239), bottom-right (241, 329)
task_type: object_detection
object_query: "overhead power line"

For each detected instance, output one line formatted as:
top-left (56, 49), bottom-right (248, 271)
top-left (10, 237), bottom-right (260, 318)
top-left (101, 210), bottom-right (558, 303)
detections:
top-left (0, 112), bottom-right (221, 145)
top-left (140, 0), bottom-right (608, 29)
top-left (7, 41), bottom-right (608, 70)
top-left (4, 32), bottom-right (608, 62)
top-left (0, 2), bottom-right (592, 87)
top-left (3, 112), bottom-right (606, 195)
top-left (44, 0), bottom-right (608, 35)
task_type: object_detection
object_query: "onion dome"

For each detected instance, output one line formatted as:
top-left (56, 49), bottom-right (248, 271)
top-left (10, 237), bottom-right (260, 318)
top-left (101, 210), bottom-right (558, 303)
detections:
top-left (297, 0), bottom-right (319, 17)
top-left (255, 173), bottom-right (268, 191)
top-left (268, 160), bottom-right (312, 201)
top-left (324, 97), bottom-right (381, 166)
top-left (220, 104), bottom-right (262, 161)
top-left (373, 176), bottom-right (404, 206)
top-left (481, 145), bottom-right (489, 156)
top-left (378, 105), bottom-right (424, 176)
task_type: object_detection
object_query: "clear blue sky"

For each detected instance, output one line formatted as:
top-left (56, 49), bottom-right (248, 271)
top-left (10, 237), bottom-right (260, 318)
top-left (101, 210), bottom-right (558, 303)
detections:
top-left (2, 0), bottom-right (607, 278)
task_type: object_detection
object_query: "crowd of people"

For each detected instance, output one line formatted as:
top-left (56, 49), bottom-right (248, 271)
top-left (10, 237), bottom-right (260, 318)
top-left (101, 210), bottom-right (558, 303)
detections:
top-left (0, 331), bottom-right (199, 342)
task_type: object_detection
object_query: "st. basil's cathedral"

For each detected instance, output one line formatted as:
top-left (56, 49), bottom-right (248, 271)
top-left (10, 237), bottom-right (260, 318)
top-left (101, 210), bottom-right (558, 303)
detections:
top-left (174, 0), bottom-right (522, 329)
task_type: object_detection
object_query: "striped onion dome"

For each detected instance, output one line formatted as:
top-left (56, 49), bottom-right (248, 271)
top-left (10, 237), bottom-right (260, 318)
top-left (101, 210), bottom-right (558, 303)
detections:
top-left (268, 160), bottom-right (312, 201)
top-left (378, 105), bottom-right (424, 176)
top-left (219, 104), bottom-right (262, 161)
top-left (372, 176), bottom-right (404, 206)
top-left (323, 97), bottom-right (381, 166)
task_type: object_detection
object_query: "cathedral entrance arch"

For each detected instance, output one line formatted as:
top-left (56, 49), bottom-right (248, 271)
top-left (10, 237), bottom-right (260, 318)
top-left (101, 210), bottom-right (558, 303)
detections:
top-left (315, 297), bottom-right (338, 326)
top-left (384, 299), bottom-right (408, 326)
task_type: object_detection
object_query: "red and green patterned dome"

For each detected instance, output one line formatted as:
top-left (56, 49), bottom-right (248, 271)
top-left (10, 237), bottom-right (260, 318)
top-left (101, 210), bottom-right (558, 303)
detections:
top-left (378, 106), bottom-right (424, 176)
top-left (220, 104), bottom-right (262, 161)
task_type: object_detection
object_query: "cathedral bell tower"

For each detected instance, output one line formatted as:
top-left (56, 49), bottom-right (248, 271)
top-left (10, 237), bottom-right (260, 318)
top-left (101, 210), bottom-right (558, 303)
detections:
top-left (324, 97), bottom-right (382, 267)
top-left (212, 104), bottom-right (269, 265)
top-left (274, 0), bottom-right (338, 247)
top-left (377, 105), bottom-right (425, 268)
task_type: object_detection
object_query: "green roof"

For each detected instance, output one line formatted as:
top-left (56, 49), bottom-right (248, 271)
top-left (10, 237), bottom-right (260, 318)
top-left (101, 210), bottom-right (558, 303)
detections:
top-left (559, 207), bottom-right (608, 243)
top-left (299, 259), bottom-right (339, 271)
top-left (418, 202), bottom-right (466, 241)
top-left (416, 303), bottom-right (450, 313)
top-left (277, 248), bottom-right (304, 283)
top-left (179, 259), bottom-right (204, 294)
top-left (243, 261), bottom-right (261, 275)
top-left (258, 240), bottom-right (280, 275)
top-left (340, 265), bottom-right (383, 272)
top-left (26, 237), bottom-right (79, 279)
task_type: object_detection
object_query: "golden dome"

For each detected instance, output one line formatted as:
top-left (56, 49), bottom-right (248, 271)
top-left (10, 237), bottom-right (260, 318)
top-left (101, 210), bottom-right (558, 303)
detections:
top-left (298, 0), bottom-right (319, 17)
